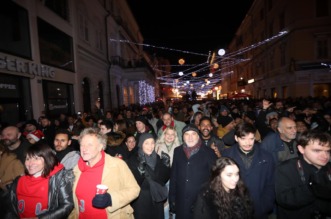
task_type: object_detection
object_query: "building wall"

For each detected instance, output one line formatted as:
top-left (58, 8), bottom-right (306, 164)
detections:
top-left (0, 0), bottom-right (156, 125)
top-left (222, 0), bottom-right (331, 98)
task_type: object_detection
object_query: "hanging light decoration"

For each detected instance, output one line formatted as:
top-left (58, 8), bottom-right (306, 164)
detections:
top-left (178, 58), bottom-right (185, 65)
top-left (192, 72), bottom-right (197, 77)
top-left (178, 71), bottom-right (183, 76)
top-left (213, 63), bottom-right (219, 69)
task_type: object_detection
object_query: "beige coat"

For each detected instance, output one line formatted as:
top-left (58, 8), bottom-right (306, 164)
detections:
top-left (71, 154), bottom-right (140, 219)
top-left (0, 152), bottom-right (24, 190)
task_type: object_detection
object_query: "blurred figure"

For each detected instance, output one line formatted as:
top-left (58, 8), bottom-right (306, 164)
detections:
top-left (4, 142), bottom-right (74, 218)
top-left (0, 143), bottom-right (24, 215)
top-left (217, 116), bottom-right (236, 138)
top-left (193, 157), bottom-right (253, 219)
top-left (107, 134), bottom-right (138, 161)
top-left (127, 133), bottom-right (171, 219)
top-left (100, 120), bottom-right (125, 148)
top-left (71, 128), bottom-right (140, 218)
top-left (295, 119), bottom-right (309, 140)
top-left (1, 126), bottom-right (31, 164)
top-left (26, 129), bottom-right (45, 145)
top-left (40, 116), bottom-right (56, 148)
top-left (191, 111), bottom-right (203, 127)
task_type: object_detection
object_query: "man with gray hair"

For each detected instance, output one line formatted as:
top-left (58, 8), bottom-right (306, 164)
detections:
top-left (71, 128), bottom-right (140, 218)
top-left (261, 117), bottom-right (298, 165)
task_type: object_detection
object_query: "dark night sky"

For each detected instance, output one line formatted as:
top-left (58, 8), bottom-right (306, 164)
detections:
top-left (127, 0), bottom-right (254, 66)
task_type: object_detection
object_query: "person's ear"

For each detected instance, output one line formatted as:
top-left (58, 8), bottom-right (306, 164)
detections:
top-left (234, 135), bottom-right (238, 142)
top-left (298, 145), bottom-right (305, 154)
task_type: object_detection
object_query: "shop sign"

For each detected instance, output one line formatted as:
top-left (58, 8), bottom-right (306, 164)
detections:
top-left (0, 56), bottom-right (55, 78)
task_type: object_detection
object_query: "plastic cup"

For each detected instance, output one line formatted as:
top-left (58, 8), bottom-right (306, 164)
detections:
top-left (96, 184), bottom-right (108, 194)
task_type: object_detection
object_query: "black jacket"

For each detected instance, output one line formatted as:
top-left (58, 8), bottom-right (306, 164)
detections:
top-left (4, 168), bottom-right (74, 219)
top-left (169, 144), bottom-right (217, 219)
top-left (276, 156), bottom-right (331, 219)
top-left (126, 153), bottom-right (170, 219)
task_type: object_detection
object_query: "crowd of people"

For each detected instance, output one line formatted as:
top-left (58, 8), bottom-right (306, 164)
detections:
top-left (1, 96), bottom-right (331, 219)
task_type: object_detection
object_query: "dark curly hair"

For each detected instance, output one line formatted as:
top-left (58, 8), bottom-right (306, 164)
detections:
top-left (209, 157), bottom-right (254, 219)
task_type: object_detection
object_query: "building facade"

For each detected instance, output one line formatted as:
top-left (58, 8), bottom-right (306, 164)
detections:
top-left (220, 0), bottom-right (331, 99)
top-left (0, 0), bottom-right (157, 126)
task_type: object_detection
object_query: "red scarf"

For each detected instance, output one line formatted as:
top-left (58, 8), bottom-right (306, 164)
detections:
top-left (183, 139), bottom-right (202, 159)
top-left (76, 151), bottom-right (107, 219)
top-left (162, 120), bottom-right (175, 131)
top-left (17, 163), bottom-right (64, 218)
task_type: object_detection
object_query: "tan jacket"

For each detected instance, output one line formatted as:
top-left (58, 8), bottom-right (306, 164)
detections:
top-left (0, 152), bottom-right (24, 190)
top-left (71, 154), bottom-right (140, 219)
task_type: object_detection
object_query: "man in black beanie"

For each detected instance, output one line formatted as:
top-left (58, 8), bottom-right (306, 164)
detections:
top-left (134, 116), bottom-right (157, 148)
top-left (169, 124), bottom-right (217, 219)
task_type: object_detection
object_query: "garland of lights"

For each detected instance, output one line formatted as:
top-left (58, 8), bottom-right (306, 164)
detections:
top-left (138, 80), bottom-right (155, 105)
top-left (110, 31), bottom-right (288, 96)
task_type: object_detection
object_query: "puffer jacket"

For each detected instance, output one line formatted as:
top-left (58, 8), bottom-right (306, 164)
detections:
top-left (4, 168), bottom-right (74, 219)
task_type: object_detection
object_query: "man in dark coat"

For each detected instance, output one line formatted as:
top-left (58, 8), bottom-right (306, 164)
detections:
top-left (275, 130), bottom-right (331, 219)
top-left (169, 124), bottom-right (217, 219)
top-left (222, 122), bottom-right (275, 219)
top-left (261, 116), bottom-right (298, 165)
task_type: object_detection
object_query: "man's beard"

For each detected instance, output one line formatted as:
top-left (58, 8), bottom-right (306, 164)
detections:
top-left (202, 129), bottom-right (211, 138)
top-left (1, 138), bottom-right (19, 147)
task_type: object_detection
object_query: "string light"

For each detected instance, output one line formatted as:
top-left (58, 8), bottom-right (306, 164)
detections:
top-left (138, 80), bottom-right (155, 105)
top-left (110, 31), bottom-right (288, 95)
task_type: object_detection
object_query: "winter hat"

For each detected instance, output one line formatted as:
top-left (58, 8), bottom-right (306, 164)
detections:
top-left (217, 116), bottom-right (234, 127)
top-left (138, 133), bottom-right (154, 148)
top-left (27, 130), bottom-right (44, 142)
top-left (182, 124), bottom-right (199, 136)
top-left (135, 116), bottom-right (148, 126)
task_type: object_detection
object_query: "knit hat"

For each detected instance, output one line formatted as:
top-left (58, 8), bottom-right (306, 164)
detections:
top-left (138, 133), bottom-right (154, 148)
top-left (27, 130), bottom-right (44, 142)
top-left (182, 124), bottom-right (199, 136)
top-left (135, 116), bottom-right (148, 126)
top-left (217, 116), bottom-right (234, 127)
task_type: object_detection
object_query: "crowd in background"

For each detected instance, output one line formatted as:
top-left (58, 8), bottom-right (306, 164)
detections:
top-left (1, 96), bottom-right (331, 218)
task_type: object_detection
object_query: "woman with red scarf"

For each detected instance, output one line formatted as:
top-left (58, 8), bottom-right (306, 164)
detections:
top-left (4, 142), bottom-right (74, 218)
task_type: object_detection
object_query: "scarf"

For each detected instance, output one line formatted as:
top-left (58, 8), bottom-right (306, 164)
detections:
top-left (139, 149), bottom-right (157, 170)
top-left (183, 138), bottom-right (202, 159)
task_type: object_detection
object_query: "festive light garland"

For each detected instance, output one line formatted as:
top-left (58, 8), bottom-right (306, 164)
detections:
top-left (138, 80), bottom-right (155, 104)
top-left (110, 31), bottom-right (288, 95)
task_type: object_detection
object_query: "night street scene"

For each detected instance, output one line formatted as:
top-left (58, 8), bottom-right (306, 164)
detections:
top-left (0, 0), bottom-right (331, 219)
